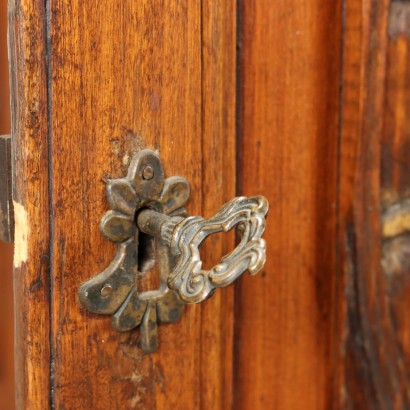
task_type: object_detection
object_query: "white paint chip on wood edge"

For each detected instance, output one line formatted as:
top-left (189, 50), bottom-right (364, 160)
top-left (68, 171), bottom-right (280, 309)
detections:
top-left (13, 201), bottom-right (28, 267)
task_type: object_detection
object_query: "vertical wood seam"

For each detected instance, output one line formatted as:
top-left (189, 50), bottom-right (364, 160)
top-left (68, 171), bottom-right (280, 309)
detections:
top-left (333, 0), bottom-right (347, 408)
top-left (232, 0), bottom-right (244, 408)
top-left (199, 0), bottom-right (204, 408)
top-left (8, 0), bottom-right (52, 407)
top-left (45, 0), bottom-right (55, 407)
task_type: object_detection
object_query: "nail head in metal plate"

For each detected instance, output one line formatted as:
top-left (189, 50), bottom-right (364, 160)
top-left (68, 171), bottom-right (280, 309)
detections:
top-left (142, 165), bottom-right (154, 180)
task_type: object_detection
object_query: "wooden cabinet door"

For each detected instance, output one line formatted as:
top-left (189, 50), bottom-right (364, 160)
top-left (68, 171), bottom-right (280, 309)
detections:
top-left (0, 1), bottom-right (14, 409)
top-left (7, 0), bottom-right (410, 408)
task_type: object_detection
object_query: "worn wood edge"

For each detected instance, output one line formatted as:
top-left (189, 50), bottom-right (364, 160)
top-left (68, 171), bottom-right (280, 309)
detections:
top-left (8, 0), bottom-right (51, 408)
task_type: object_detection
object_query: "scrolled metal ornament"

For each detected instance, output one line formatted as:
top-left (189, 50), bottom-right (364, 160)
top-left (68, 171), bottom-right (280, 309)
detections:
top-left (79, 149), bottom-right (187, 353)
top-left (79, 149), bottom-right (269, 352)
top-left (138, 196), bottom-right (268, 303)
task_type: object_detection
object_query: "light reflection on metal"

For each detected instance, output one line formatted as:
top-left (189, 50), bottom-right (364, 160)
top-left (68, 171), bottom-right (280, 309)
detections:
top-left (79, 149), bottom-right (268, 353)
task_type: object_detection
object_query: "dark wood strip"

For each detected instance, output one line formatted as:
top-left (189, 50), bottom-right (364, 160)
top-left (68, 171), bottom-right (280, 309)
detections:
top-left (336, 0), bottom-right (406, 407)
top-left (0, 135), bottom-right (13, 242)
top-left (0, 1), bottom-right (14, 407)
top-left (8, 0), bottom-right (51, 408)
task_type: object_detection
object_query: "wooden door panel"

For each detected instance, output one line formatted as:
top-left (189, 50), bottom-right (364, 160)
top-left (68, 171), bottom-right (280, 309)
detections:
top-left (9, 0), bottom-right (51, 408)
top-left (339, 0), bottom-right (410, 407)
top-left (8, 0), bottom-right (410, 409)
top-left (49, 2), bottom-right (203, 408)
top-left (0, 1), bottom-right (14, 408)
top-left (234, 1), bottom-right (342, 408)
top-left (10, 0), bottom-right (236, 408)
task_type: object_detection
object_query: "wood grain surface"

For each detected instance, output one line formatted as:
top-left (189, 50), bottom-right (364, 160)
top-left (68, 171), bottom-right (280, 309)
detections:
top-left (234, 1), bottom-right (342, 408)
top-left (0, 0), bottom-right (14, 408)
top-left (8, 0), bottom-right (51, 408)
top-left (9, 0), bottom-right (410, 408)
top-left (335, 0), bottom-right (409, 408)
top-left (380, 3), bottom-right (410, 407)
top-left (47, 1), bottom-right (236, 409)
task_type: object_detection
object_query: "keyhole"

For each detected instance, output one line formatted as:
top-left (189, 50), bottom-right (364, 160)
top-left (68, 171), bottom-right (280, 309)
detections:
top-left (137, 232), bottom-right (160, 291)
top-left (137, 232), bottom-right (156, 273)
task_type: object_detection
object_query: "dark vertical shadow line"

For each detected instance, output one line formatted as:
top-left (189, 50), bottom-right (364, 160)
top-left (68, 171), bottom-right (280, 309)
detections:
top-left (44, 0), bottom-right (55, 408)
top-left (6, 6), bottom-right (17, 407)
top-left (199, 1), bottom-right (204, 409)
top-left (232, 0), bottom-right (244, 408)
top-left (235, 3), bottom-right (244, 199)
top-left (333, 0), bottom-right (346, 406)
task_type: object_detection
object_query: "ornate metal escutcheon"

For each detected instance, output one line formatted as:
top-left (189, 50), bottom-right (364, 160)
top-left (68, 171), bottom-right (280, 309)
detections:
top-left (79, 149), bottom-right (269, 353)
